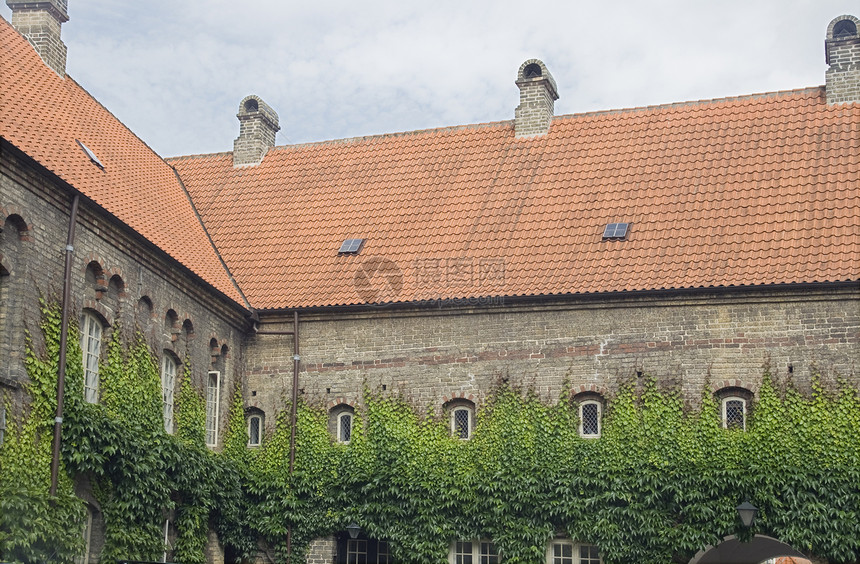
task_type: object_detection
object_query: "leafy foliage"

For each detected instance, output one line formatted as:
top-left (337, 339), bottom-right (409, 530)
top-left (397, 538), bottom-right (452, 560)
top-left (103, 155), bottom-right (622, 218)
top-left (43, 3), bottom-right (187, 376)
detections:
top-left (2, 301), bottom-right (859, 564)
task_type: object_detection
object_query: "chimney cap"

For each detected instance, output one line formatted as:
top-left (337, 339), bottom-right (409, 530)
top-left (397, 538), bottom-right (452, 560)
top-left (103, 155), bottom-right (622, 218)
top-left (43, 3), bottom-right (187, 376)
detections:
top-left (237, 94), bottom-right (280, 131)
top-left (516, 59), bottom-right (558, 100)
top-left (826, 14), bottom-right (859, 41)
top-left (5, 0), bottom-right (69, 23)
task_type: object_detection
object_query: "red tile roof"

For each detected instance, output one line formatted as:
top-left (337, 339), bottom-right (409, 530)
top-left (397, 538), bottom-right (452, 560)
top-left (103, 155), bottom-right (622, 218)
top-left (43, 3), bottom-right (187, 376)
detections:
top-left (171, 89), bottom-right (860, 310)
top-left (0, 18), bottom-right (245, 306)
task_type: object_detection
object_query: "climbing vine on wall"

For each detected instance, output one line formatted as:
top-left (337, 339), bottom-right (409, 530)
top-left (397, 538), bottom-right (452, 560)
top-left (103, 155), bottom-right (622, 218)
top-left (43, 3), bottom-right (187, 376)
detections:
top-left (1, 300), bottom-right (858, 564)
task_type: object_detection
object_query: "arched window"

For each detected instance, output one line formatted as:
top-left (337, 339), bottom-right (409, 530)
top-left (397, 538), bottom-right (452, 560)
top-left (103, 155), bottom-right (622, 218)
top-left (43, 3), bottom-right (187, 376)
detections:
top-left (337, 411), bottom-right (353, 444)
top-left (205, 371), bottom-right (221, 447)
top-left (578, 400), bottom-right (602, 438)
top-left (451, 406), bottom-right (473, 440)
top-left (247, 413), bottom-right (263, 447)
top-left (161, 354), bottom-right (177, 433)
top-left (722, 396), bottom-right (747, 431)
top-left (80, 311), bottom-right (102, 403)
top-left (715, 386), bottom-right (752, 431)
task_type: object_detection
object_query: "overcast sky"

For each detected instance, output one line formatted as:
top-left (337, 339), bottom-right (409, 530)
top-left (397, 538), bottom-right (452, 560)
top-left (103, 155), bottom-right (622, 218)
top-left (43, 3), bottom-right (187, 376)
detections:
top-left (2, 1), bottom-right (855, 157)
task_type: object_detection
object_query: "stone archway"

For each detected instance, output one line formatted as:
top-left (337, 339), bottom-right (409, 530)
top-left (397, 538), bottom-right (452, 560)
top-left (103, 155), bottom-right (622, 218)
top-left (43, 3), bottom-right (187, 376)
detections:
top-left (689, 535), bottom-right (807, 564)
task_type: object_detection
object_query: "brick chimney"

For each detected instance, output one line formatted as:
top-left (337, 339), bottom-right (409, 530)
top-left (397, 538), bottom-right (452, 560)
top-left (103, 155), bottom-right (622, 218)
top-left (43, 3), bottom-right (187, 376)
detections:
top-left (233, 95), bottom-right (280, 167)
top-left (6, 0), bottom-right (69, 76)
top-left (515, 59), bottom-right (558, 138)
top-left (825, 15), bottom-right (860, 104)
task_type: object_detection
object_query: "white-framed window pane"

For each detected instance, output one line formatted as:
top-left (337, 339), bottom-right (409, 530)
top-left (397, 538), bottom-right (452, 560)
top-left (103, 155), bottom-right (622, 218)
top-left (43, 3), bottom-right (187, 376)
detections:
top-left (552, 542), bottom-right (573, 564)
top-left (453, 408), bottom-right (471, 440)
top-left (723, 398), bottom-right (746, 430)
top-left (205, 371), bottom-right (220, 446)
top-left (579, 544), bottom-right (600, 564)
top-left (455, 541), bottom-right (474, 564)
top-left (347, 539), bottom-right (368, 564)
top-left (248, 415), bottom-right (261, 446)
top-left (338, 412), bottom-right (353, 443)
top-left (161, 355), bottom-right (176, 433)
top-left (81, 313), bottom-right (101, 404)
top-left (480, 541), bottom-right (499, 564)
top-left (376, 540), bottom-right (390, 564)
top-left (580, 401), bottom-right (600, 437)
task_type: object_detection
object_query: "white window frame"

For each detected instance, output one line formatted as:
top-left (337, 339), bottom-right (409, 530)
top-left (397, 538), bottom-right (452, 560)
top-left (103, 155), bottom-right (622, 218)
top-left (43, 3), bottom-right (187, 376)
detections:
top-left (161, 354), bottom-right (177, 433)
top-left (546, 539), bottom-right (601, 564)
top-left (449, 539), bottom-right (500, 564)
top-left (337, 411), bottom-right (353, 444)
top-left (578, 400), bottom-right (602, 438)
top-left (346, 538), bottom-right (368, 563)
top-left (451, 406), bottom-right (473, 440)
top-left (80, 312), bottom-right (102, 404)
top-left (205, 371), bottom-right (221, 447)
top-left (721, 396), bottom-right (747, 431)
top-left (248, 414), bottom-right (262, 447)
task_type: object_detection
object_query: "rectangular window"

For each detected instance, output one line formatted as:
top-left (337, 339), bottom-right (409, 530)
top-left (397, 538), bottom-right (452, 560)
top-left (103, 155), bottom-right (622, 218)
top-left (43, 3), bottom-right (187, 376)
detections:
top-left (347, 539), bottom-right (368, 564)
top-left (455, 541), bottom-right (474, 564)
top-left (480, 541), bottom-right (500, 564)
top-left (0, 401), bottom-right (5, 446)
top-left (451, 540), bottom-right (499, 564)
top-left (161, 356), bottom-right (177, 433)
top-left (81, 313), bottom-right (102, 404)
top-left (579, 545), bottom-right (600, 564)
top-left (205, 371), bottom-right (221, 446)
top-left (376, 541), bottom-right (390, 564)
top-left (552, 542), bottom-right (574, 564)
top-left (548, 541), bottom-right (600, 564)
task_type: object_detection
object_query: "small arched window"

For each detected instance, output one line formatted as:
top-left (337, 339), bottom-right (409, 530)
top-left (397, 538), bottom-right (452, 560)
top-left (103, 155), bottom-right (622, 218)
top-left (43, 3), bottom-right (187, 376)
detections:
top-left (248, 413), bottom-right (263, 447)
top-left (80, 311), bottom-right (103, 403)
top-left (722, 396), bottom-right (747, 431)
top-left (579, 400), bottom-right (602, 438)
top-left (451, 406), bottom-right (473, 440)
top-left (337, 411), bottom-right (353, 443)
top-left (161, 354), bottom-right (177, 433)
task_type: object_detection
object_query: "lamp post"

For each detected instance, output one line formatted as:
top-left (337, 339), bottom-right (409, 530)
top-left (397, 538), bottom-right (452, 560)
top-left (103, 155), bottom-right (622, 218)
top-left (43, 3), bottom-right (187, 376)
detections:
top-left (737, 501), bottom-right (758, 528)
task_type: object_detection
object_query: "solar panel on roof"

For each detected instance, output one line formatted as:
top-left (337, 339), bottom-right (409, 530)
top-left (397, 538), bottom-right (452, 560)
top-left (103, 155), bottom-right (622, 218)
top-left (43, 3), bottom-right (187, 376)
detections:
top-left (338, 238), bottom-right (365, 254)
top-left (602, 223), bottom-right (629, 239)
top-left (75, 139), bottom-right (104, 169)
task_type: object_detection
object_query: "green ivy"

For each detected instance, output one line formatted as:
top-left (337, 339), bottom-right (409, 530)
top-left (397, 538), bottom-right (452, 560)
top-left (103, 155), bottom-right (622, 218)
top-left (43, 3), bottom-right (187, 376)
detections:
top-left (0, 301), bottom-right (85, 562)
top-left (2, 301), bottom-right (859, 564)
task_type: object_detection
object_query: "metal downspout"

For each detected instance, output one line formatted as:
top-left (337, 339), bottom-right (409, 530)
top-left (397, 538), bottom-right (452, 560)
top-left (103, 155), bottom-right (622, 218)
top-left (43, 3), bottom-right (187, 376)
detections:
top-left (252, 310), bottom-right (300, 561)
top-left (50, 192), bottom-right (79, 497)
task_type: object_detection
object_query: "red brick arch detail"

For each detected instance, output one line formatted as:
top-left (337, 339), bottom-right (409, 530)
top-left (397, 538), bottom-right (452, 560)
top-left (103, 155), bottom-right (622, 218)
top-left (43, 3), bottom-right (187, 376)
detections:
top-left (82, 299), bottom-right (113, 328)
top-left (442, 391), bottom-right (476, 404)
top-left (712, 379), bottom-right (757, 395)
top-left (328, 398), bottom-right (358, 410)
top-left (572, 384), bottom-right (608, 397)
top-left (0, 205), bottom-right (33, 241)
top-left (105, 270), bottom-right (127, 298)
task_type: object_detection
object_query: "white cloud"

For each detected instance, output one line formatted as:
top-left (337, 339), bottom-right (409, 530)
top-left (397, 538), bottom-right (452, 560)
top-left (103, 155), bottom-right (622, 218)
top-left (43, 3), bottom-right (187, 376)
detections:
top-left (2, 0), bottom-right (855, 156)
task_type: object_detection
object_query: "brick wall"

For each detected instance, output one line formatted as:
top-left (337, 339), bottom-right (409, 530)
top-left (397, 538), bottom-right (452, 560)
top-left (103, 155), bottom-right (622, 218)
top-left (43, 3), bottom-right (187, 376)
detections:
top-left (246, 286), bottom-right (859, 427)
top-left (306, 536), bottom-right (337, 564)
top-left (1, 143), bottom-right (248, 561)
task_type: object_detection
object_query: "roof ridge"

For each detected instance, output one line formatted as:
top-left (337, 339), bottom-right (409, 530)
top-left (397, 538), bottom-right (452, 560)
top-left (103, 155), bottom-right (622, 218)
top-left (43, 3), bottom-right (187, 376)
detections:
top-left (556, 86), bottom-right (826, 120)
top-left (168, 86), bottom-right (828, 161)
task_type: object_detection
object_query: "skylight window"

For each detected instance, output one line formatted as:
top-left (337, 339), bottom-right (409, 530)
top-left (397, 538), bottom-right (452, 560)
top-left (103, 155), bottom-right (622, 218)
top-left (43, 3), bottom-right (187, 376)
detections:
top-left (602, 223), bottom-right (630, 240)
top-left (76, 139), bottom-right (104, 169)
top-left (338, 238), bottom-right (365, 255)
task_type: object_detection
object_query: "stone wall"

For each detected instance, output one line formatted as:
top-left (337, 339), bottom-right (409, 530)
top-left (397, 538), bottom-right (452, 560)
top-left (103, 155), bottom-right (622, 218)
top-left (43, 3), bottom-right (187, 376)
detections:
top-left (246, 286), bottom-right (859, 429)
top-left (0, 142), bottom-right (249, 561)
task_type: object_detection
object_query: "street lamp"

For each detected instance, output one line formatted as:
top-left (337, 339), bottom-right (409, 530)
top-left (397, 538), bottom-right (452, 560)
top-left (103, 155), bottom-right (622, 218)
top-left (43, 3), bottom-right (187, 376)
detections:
top-left (737, 501), bottom-right (758, 528)
top-left (346, 522), bottom-right (361, 539)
